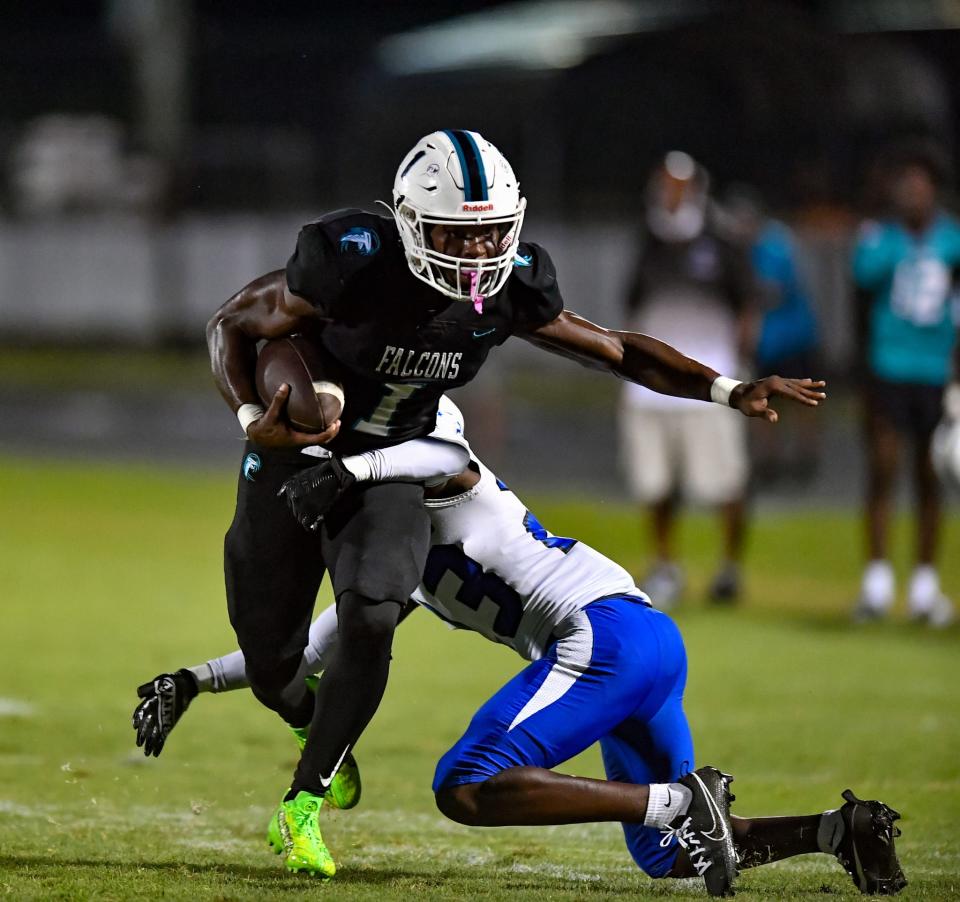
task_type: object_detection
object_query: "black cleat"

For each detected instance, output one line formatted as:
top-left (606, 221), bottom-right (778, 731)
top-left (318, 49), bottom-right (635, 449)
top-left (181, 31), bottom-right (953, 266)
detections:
top-left (279, 456), bottom-right (356, 532)
top-left (707, 564), bottom-right (741, 605)
top-left (663, 766), bottom-right (738, 897)
top-left (832, 789), bottom-right (906, 895)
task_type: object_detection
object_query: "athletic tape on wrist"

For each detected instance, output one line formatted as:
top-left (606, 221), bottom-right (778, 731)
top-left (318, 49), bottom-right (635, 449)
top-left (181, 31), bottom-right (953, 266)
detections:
top-left (710, 376), bottom-right (742, 407)
top-left (237, 403), bottom-right (266, 435)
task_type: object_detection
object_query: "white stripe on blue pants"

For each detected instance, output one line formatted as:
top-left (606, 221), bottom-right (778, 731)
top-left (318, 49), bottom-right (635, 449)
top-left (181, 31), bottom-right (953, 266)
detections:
top-left (432, 596), bottom-right (693, 877)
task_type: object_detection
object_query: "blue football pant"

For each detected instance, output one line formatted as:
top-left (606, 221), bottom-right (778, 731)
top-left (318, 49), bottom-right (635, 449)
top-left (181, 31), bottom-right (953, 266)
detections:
top-left (433, 597), bottom-right (693, 877)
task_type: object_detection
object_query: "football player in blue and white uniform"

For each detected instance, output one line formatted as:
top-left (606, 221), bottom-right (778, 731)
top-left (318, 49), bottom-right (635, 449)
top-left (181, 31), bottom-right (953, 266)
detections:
top-left (134, 402), bottom-right (905, 897)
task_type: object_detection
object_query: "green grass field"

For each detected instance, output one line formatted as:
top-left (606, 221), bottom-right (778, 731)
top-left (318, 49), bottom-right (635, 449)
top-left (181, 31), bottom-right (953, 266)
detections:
top-left (1, 455), bottom-right (958, 900)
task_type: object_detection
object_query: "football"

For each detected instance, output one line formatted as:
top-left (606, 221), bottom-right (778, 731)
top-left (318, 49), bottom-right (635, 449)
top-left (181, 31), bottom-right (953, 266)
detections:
top-left (255, 335), bottom-right (344, 433)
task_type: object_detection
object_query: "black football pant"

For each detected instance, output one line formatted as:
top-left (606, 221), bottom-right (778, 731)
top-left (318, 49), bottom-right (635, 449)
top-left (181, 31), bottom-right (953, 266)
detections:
top-left (225, 443), bottom-right (431, 794)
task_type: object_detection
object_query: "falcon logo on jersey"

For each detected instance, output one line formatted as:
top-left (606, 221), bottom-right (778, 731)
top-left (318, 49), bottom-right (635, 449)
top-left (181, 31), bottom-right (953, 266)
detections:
top-left (242, 452), bottom-right (262, 482)
top-left (339, 227), bottom-right (381, 257)
top-left (375, 346), bottom-right (462, 380)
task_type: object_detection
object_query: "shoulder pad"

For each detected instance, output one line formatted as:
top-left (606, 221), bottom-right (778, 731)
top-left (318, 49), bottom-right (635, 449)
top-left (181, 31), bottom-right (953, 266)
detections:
top-left (311, 209), bottom-right (396, 259)
top-left (511, 242), bottom-right (557, 291)
top-left (506, 241), bottom-right (563, 327)
top-left (286, 211), bottom-right (395, 309)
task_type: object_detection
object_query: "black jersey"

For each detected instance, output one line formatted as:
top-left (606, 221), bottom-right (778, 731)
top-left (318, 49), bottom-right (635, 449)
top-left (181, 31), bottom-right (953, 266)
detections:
top-left (285, 209), bottom-right (563, 454)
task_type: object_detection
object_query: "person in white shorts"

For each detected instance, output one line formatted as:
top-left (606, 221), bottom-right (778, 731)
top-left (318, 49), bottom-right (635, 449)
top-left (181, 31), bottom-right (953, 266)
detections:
top-left (619, 152), bottom-right (755, 607)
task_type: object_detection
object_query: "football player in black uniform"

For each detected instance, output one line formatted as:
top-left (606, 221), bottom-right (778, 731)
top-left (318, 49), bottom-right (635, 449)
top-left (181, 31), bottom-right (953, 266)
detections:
top-left (205, 129), bottom-right (825, 876)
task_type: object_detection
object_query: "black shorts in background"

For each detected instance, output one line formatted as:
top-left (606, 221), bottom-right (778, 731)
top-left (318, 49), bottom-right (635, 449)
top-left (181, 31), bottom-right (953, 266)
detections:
top-left (868, 378), bottom-right (945, 439)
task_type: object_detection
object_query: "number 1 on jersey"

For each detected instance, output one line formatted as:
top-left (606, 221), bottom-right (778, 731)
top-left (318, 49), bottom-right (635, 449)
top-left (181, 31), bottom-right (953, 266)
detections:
top-left (353, 382), bottom-right (429, 436)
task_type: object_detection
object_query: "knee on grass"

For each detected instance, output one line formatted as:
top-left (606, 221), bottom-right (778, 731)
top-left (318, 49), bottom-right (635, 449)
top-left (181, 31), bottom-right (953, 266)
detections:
top-left (435, 783), bottom-right (489, 827)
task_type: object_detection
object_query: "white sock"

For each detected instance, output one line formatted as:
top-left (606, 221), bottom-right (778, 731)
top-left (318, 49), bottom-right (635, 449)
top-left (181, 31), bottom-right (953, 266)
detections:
top-left (861, 559), bottom-right (895, 611)
top-left (908, 565), bottom-right (939, 613)
top-left (643, 782), bottom-right (693, 828)
top-left (817, 808), bottom-right (844, 853)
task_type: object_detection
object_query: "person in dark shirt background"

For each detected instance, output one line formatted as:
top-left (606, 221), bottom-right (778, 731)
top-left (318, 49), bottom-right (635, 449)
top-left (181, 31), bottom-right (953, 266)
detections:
top-left (620, 152), bottom-right (758, 607)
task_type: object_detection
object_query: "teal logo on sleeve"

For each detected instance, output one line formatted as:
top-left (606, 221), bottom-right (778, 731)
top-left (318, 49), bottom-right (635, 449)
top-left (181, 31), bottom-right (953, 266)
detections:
top-left (242, 452), bottom-right (262, 482)
top-left (339, 227), bottom-right (381, 256)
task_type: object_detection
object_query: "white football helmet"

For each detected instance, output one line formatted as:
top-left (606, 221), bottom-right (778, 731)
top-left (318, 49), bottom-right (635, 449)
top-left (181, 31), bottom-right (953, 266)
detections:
top-left (389, 129), bottom-right (526, 303)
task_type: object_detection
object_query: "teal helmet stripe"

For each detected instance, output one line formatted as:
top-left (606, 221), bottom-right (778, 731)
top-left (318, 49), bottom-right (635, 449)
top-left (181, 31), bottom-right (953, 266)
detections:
top-left (443, 129), bottom-right (488, 202)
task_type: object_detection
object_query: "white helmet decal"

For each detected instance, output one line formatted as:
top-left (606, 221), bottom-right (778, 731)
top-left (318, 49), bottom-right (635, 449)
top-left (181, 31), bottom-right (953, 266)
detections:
top-left (389, 129), bottom-right (526, 307)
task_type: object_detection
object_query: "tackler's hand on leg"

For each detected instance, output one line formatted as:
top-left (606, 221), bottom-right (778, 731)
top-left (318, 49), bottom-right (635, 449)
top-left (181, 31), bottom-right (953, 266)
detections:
top-left (279, 458), bottom-right (357, 532)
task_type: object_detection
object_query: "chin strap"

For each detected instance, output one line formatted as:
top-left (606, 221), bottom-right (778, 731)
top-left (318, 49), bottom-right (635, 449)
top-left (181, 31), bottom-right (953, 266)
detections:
top-left (469, 269), bottom-right (485, 314)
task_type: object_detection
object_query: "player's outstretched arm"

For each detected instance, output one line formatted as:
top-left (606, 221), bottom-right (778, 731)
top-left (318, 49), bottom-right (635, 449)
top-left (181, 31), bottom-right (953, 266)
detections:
top-left (131, 605), bottom-right (340, 756)
top-left (522, 311), bottom-right (825, 421)
top-left (130, 602), bottom-right (420, 755)
top-left (206, 270), bottom-right (335, 448)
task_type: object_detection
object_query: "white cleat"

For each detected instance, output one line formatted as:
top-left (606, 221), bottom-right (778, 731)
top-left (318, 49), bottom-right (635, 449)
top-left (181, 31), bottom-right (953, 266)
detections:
top-left (909, 594), bottom-right (955, 628)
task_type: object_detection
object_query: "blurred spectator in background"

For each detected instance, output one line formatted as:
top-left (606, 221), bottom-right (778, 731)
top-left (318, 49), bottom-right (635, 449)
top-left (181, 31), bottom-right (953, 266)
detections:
top-left (10, 114), bottom-right (166, 217)
top-left (723, 185), bottom-right (820, 484)
top-left (619, 152), bottom-right (757, 607)
top-left (852, 139), bottom-right (960, 627)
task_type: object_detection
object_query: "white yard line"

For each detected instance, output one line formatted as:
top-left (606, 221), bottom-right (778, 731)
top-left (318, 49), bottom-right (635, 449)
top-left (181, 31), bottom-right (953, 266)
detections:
top-left (0, 698), bottom-right (35, 717)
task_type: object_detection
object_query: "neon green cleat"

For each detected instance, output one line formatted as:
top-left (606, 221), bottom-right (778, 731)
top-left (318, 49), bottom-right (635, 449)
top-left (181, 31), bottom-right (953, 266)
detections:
top-left (267, 803), bottom-right (283, 854)
top-left (277, 791), bottom-right (336, 878)
top-left (324, 751), bottom-right (361, 810)
top-left (286, 725), bottom-right (362, 810)
top-left (265, 752), bottom-right (360, 850)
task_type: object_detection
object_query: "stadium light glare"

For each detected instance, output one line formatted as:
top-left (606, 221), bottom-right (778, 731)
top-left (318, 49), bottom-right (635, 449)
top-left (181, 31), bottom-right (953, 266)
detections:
top-left (830, 0), bottom-right (960, 32)
top-left (378, 0), bottom-right (714, 74)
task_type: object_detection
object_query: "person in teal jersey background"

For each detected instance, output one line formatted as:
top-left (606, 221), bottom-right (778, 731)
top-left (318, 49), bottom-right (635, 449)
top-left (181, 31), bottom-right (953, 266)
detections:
top-left (852, 140), bottom-right (960, 627)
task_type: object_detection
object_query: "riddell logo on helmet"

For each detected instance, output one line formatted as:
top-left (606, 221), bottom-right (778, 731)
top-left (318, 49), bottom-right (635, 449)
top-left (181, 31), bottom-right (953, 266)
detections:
top-left (462, 202), bottom-right (494, 212)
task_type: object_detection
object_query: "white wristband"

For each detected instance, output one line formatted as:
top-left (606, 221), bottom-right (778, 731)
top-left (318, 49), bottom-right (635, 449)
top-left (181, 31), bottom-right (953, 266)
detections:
top-left (710, 376), bottom-right (742, 407)
top-left (237, 403), bottom-right (266, 435)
